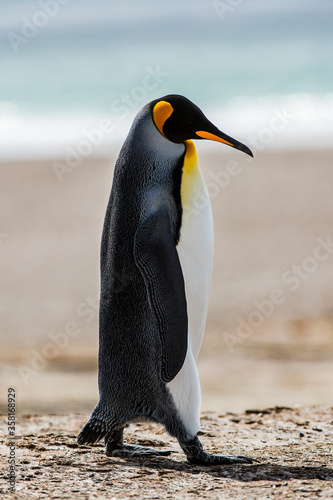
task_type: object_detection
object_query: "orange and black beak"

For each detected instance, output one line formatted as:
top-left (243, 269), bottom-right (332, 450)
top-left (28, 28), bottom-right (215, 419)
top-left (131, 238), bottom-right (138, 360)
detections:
top-left (195, 129), bottom-right (253, 157)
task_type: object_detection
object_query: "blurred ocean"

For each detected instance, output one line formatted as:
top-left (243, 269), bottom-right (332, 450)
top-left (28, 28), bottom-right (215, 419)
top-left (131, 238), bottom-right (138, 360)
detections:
top-left (1, 0), bottom-right (333, 159)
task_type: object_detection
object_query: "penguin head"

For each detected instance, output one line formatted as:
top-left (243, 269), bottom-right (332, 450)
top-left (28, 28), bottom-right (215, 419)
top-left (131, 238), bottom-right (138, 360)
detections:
top-left (151, 94), bottom-right (253, 157)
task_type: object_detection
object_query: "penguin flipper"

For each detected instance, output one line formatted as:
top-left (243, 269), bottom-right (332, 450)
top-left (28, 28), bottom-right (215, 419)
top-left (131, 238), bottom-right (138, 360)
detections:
top-left (134, 203), bottom-right (188, 384)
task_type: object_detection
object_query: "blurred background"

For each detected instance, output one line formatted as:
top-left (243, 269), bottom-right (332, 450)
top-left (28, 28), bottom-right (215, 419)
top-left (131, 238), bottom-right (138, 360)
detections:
top-left (1, 0), bottom-right (333, 415)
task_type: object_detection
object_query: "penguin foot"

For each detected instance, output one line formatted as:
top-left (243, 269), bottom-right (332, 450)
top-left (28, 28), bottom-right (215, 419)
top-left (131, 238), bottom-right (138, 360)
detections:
top-left (187, 452), bottom-right (255, 465)
top-left (107, 443), bottom-right (173, 458)
top-left (180, 436), bottom-right (256, 465)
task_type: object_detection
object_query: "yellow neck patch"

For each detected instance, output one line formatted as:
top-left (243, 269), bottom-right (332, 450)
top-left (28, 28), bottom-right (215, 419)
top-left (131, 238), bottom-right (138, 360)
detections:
top-left (152, 101), bottom-right (173, 137)
top-left (183, 139), bottom-right (197, 164)
top-left (181, 140), bottom-right (202, 208)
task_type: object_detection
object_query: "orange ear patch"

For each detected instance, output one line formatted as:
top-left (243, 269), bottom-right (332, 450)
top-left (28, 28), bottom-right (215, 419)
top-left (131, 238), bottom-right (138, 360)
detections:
top-left (153, 101), bottom-right (173, 137)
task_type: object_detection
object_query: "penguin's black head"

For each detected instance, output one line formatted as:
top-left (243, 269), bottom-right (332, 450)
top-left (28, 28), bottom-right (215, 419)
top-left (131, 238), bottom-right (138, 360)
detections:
top-left (151, 94), bottom-right (253, 157)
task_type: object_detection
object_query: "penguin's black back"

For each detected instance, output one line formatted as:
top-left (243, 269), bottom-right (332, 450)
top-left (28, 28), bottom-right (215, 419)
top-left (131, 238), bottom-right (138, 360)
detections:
top-left (100, 104), bottom-right (185, 298)
top-left (97, 104), bottom-right (186, 425)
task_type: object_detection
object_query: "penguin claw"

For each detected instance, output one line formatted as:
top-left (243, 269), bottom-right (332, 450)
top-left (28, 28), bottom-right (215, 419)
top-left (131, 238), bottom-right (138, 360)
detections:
top-left (237, 454), bottom-right (260, 463)
top-left (107, 444), bottom-right (174, 458)
top-left (187, 453), bottom-right (256, 465)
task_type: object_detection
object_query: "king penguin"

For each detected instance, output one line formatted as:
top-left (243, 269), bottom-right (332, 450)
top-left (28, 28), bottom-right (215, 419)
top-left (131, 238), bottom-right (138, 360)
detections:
top-left (77, 94), bottom-right (254, 464)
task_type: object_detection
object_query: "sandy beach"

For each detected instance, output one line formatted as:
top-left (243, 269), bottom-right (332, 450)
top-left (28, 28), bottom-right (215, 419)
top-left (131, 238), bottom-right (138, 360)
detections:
top-left (1, 148), bottom-right (333, 415)
top-left (1, 406), bottom-right (332, 499)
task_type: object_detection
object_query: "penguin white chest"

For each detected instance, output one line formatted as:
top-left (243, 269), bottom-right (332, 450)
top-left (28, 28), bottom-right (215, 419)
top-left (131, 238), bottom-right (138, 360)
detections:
top-left (176, 141), bottom-right (214, 358)
top-left (166, 140), bottom-right (213, 436)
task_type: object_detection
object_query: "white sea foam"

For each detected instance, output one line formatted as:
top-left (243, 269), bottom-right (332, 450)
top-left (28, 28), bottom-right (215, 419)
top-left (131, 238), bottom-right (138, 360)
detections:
top-left (0, 93), bottom-right (332, 161)
top-left (202, 93), bottom-right (333, 153)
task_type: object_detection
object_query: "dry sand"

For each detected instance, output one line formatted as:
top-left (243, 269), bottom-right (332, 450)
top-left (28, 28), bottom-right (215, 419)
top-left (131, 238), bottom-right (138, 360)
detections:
top-left (0, 407), bottom-right (332, 499)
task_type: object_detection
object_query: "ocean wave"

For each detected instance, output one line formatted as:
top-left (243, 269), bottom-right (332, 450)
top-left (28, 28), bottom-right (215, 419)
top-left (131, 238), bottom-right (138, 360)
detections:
top-left (0, 93), bottom-right (332, 160)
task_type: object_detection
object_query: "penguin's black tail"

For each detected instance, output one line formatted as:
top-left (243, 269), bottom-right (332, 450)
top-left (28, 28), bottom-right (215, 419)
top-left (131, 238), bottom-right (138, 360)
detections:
top-left (77, 404), bottom-right (112, 445)
top-left (77, 418), bottom-right (108, 445)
